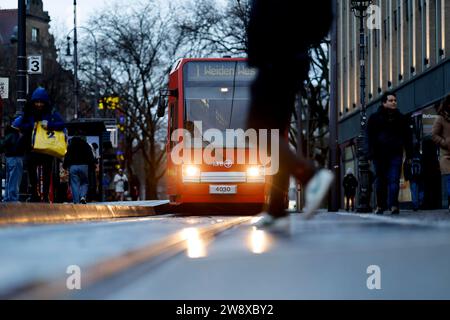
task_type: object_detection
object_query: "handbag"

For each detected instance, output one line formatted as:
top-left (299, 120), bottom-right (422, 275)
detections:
top-left (32, 121), bottom-right (67, 158)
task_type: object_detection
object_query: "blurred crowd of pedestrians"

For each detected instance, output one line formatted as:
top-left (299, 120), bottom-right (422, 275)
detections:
top-left (0, 86), bottom-right (137, 204)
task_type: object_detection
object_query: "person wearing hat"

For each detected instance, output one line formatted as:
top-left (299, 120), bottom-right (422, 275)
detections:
top-left (342, 167), bottom-right (358, 211)
top-left (16, 87), bottom-right (65, 202)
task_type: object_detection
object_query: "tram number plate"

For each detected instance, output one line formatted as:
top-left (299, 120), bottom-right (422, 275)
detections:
top-left (209, 185), bottom-right (237, 194)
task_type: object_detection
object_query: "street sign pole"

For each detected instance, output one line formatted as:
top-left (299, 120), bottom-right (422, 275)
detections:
top-left (16, 0), bottom-right (27, 115)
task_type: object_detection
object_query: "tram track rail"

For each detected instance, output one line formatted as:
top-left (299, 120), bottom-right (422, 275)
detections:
top-left (2, 216), bottom-right (252, 299)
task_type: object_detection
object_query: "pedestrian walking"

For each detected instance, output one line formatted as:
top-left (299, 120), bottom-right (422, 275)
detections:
top-left (367, 92), bottom-right (413, 214)
top-left (247, 0), bottom-right (335, 229)
top-left (343, 168), bottom-right (358, 211)
top-left (16, 88), bottom-right (65, 202)
top-left (431, 94), bottom-right (450, 211)
top-left (421, 137), bottom-right (442, 209)
top-left (130, 175), bottom-right (141, 201)
top-left (63, 136), bottom-right (95, 204)
top-left (113, 169), bottom-right (128, 201)
top-left (0, 118), bottom-right (26, 202)
top-left (405, 117), bottom-right (424, 211)
top-left (88, 142), bottom-right (99, 201)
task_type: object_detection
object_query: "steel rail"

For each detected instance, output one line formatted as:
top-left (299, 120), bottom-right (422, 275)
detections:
top-left (3, 216), bottom-right (252, 299)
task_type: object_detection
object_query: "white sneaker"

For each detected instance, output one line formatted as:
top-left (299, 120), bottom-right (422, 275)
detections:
top-left (303, 169), bottom-right (334, 219)
top-left (254, 213), bottom-right (291, 234)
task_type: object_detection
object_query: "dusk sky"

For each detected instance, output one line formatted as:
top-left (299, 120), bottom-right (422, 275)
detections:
top-left (1, 0), bottom-right (114, 34)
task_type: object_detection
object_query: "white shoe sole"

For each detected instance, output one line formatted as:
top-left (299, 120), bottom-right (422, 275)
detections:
top-left (303, 170), bottom-right (334, 220)
top-left (254, 213), bottom-right (291, 233)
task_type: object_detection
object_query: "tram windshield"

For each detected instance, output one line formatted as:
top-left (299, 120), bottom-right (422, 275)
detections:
top-left (183, 61), bottom-right (257, 132)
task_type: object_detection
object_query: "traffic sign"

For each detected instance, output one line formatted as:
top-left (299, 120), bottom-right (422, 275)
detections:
top-left (0, 77), bottom-right (9, 99)
top-left (27, 55), bottom-right (43, 74)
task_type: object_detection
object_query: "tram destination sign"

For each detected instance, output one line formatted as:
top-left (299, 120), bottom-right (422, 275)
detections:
top-left (185, 61), bottom-right (256, 82)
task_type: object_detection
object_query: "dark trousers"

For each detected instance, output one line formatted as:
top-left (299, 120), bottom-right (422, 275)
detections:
top-left (28, 153), bottom-right (53, 202)
top-left (344, 194), bottom-right (356, 210)
top-left (373, 156), bottom-right (403, 210)
top-left (248, 66), bottom-right (315, 217)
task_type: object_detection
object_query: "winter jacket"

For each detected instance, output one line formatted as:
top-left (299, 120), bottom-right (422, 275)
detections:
top-left (431, 115), bottom-right (450, 175)
top-left (63, 137), bottom-right (95, 169)
top-left (0, 122), bottom-right (27, 157)
top-left (367, 106), bottom-right (413, 161)
top-left (343, 173), bottom-right (358, 197)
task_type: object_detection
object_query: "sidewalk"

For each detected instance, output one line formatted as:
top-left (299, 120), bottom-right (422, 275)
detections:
top-left (336, 209), bottom-right (450, 228)
top-left (0, 200), bottom-right (170, 226)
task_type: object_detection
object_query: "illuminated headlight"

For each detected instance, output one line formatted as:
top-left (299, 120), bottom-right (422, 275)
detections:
top-left (182, 165), bottom-right (200, 183)
top-left (183, 165), bottom-right (200, 177)
top-left (247, 166), bottom-right (264, 177)
top-left (247, 166), bottom-right (265, 182)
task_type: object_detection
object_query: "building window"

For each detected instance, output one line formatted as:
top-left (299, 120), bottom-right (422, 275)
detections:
top-left (424, 0), bottom-right (430, 67)
top-left (399, 0), bottom-right (404, 81)
top-left (379, 2), bottom-right (384, 94)
top-left (353, 15), bottom-right (358, 109)
top-left (388, 0), bottom-right (393, 88)
top-left (346, 0), bottom-right (350, 113)
top-left (405, 0), bottom-right (409, 21)
top-left (339, 0), bottom-right (344, 116)
top-left (410, 0), bottom-right (416, 76)
top-left (31, 27), bottom-right (39, 43)
top-left (394, 9), bottom-right (398, 31)
top-left (440, 0), bottom-right (446, 58)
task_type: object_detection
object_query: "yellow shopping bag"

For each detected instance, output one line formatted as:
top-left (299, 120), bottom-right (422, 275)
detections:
top-left (32, 121), bottom-right (67, 158)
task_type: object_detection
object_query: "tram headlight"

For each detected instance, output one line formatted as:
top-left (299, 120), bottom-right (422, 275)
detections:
top-left (183, 165), bottom-right (200, 177)
top-left (182, 165), bottom-right (200, 182)
top-left (247, 166), bottom-right (264, 177)
top-left (247, 166), bottom-right (265, 182)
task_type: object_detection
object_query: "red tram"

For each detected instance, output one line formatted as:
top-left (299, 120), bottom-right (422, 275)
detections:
top-left (158, 58), bottom-right (272, 213)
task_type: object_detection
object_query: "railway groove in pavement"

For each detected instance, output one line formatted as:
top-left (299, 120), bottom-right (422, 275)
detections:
top-left (2, 216), bottom-right (252, 300)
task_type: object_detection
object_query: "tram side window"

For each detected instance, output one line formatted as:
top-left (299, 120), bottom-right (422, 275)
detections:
top-left (169, 103), bottom-right (177, 149)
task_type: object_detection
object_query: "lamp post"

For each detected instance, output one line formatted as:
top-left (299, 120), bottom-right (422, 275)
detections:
top-left (351, 0), bottom-right (373, 213)
top-left (66, 26), bottom-right (99, 119)
top-left (71, 0), bottom-right (79, 119)
top-left (16, 0), bottom-right (27, 115)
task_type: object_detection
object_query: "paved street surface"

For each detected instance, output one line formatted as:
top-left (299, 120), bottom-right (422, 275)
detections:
top-left (1, 210), bottom-right (450, 299)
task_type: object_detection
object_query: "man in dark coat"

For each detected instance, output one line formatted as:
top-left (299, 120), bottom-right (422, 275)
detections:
top-left (247, 0), bottom-right (335, 228)
top-left (63, 136), bottom-right (95, 204)
top-left (368, 92), bottom-right (413, 214)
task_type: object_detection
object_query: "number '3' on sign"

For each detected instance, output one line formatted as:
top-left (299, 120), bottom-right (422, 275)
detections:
top-left (28, 56), bottom-right (43, 74)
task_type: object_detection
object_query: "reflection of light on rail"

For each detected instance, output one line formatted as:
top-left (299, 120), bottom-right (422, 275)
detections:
top-left (182, 228), bottom-right (207, 258)
top-left (248, 227), bottom-right (270, 254)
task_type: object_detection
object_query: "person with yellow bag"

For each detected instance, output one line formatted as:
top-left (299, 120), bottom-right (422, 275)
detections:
top-left (16, 87), bottom-right (66, 202)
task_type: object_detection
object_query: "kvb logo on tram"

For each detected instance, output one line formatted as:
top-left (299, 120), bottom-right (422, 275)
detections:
top-left (170, 121), bottom-right (280, 175)
top-left (213, 160), bottom-right (233, 168)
